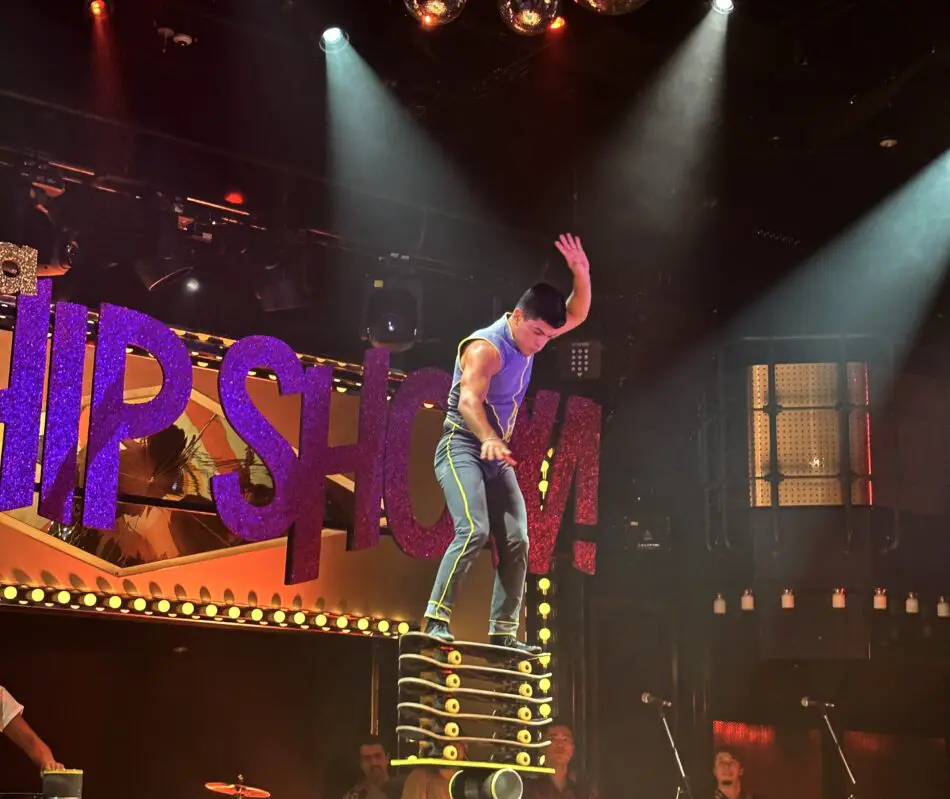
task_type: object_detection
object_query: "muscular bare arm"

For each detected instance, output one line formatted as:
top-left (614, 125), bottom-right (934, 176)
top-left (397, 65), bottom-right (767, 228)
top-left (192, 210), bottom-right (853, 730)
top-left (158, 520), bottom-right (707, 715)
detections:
top-left (4, 713), bottom-right (62, 773)
top-left (552, 233), bottom-right (591, 338)
top-left (457, 341), bottom-right (517, 464)
top-left (457, 340), bottom-right (503, 444)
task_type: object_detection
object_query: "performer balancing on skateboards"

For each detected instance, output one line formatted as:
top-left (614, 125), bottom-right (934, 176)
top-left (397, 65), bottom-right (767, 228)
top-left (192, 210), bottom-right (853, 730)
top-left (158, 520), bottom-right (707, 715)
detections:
top-left (421, 233), bottom-right (591, 653)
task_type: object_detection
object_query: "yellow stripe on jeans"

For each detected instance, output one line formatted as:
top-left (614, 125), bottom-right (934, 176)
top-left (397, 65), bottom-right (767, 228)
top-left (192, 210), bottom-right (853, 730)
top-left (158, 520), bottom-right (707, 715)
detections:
top-left (435, 422), bottom-right (479, 614)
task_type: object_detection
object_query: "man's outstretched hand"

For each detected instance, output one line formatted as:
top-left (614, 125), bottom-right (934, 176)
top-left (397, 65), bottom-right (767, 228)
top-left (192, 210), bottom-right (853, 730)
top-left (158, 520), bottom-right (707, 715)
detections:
top-left (481, 437), bottom-right (517, 466)
top-left (554, 233), bottom-right (590, 279)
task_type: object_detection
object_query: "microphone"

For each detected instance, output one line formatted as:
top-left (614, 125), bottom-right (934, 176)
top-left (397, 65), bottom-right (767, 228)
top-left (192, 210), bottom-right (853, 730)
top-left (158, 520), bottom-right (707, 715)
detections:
top-left (641, 692), bottom-right (672, 708)
top-left (801, 697), bottom-right (835, 709)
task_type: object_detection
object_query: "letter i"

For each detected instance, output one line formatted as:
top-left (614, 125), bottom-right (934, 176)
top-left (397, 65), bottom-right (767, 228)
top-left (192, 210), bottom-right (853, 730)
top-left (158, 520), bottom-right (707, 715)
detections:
top-left (0, 280), bottom-right (52, 511)
top-left (38, 302), bottom-right (88, 524)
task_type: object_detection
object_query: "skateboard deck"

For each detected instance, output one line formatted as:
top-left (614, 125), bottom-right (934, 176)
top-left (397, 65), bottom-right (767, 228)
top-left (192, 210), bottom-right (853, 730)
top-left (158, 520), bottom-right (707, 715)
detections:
top-left (399, 704), bottom-right (549, 745)
top-left (390, 757), bottom-right (554, 775)
top-left (399, 652), bottom-right (553, 682)
top-left (398, 701), bottom-right (554, 727)
top-left (398, 676), bottom-right (553, 706)
top-left (400, 632), bottom-right (551, 673)
top-left (397, 724), bottom-right (550, 769)
top-left (398, 724), bottom-right (551, 750)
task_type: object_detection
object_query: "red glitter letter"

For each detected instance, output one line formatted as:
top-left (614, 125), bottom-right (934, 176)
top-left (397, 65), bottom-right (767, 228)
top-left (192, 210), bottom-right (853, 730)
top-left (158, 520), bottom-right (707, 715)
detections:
top-left (510, 391), bottom-right (601, 575)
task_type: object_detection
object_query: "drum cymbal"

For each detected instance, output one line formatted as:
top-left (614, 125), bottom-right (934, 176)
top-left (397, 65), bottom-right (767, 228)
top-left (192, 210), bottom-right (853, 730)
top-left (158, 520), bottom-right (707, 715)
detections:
top-left (205, 782), bottom-right (271, 798)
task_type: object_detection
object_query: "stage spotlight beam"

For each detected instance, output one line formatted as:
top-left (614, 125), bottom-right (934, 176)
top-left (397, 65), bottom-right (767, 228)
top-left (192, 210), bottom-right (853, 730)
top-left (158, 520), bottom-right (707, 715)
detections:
top-left (320, 27), bottom-right (349, 53)
top-left (712, 0), bottom-right (733, 13)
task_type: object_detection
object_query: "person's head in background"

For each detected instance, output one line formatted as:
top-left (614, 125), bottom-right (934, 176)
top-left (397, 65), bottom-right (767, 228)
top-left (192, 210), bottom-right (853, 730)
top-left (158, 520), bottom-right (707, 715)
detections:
top-left (713, 747), bottom-right (744, 796)
top-left (546, 722), bottom-right (576, 774)
top-left (359, 736), bottom-right (389, 787)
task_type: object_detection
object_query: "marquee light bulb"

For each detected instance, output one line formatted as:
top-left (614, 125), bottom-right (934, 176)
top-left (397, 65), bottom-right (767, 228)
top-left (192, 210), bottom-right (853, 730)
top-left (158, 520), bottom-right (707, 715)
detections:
top-left (405, 0), bottom-right (468, 26)
top-left (498, 0), bottom-right (560, 35)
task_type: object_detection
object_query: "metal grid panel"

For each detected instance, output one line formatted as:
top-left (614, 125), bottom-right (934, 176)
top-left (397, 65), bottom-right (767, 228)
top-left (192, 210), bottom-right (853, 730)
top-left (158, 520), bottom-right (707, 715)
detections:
top-left (748, 363), bottom-right (871, 508)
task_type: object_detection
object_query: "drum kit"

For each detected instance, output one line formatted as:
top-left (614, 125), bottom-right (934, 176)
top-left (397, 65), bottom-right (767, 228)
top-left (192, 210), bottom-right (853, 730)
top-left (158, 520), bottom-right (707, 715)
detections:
top-left (204, 776), bottom-right (271, 799)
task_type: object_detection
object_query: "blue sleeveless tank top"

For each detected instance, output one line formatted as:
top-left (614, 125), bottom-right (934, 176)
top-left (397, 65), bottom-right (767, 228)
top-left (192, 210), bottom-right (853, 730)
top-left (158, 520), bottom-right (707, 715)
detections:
top-left (445, 314), bottom-right (534, 442)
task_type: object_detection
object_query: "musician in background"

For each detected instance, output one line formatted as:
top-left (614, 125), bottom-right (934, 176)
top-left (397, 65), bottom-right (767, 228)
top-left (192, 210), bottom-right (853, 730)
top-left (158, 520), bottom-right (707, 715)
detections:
top-left (524, 723), bottom-right (595, 799)
top-left (713, 747), bottom-right (760, 799)
top-left (343, 737), bottom-right (403, 799)
top-left (0, 684), bottom-right (63, 775)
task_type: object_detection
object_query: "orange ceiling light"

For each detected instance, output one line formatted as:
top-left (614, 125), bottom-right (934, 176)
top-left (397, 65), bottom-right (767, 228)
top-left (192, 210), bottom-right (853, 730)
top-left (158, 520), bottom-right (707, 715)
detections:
top-left (87, 0), bottom-right (110, 19)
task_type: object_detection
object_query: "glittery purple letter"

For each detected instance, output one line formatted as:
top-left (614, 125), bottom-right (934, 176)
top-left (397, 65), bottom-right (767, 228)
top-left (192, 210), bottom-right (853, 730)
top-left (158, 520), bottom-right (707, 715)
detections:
top-left (0, 280), bottom-right (52, 511)
top-left (510, 391), bottom-right (601, 575)
top-left (38, 302), bottom-right (88, 523)
top-left (212, 336), bottom-right (304, 542)
top-left (288, 348), bottom-right (390, 584)
top-left (384, 367), bottom-right (454, 560)
top-left (82, 304), bottom-right (191, 529)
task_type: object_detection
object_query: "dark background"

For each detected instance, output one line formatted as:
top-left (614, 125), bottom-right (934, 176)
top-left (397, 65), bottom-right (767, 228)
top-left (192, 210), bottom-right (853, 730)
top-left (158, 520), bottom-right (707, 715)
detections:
top-left (0, 609), bottom-right (398, 799)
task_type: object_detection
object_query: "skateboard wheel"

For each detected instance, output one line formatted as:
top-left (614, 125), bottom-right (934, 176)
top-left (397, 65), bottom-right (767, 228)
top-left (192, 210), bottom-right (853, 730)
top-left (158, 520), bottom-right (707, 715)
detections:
top-left (444, 722), bottom-right (460, 738)
top-left (517, 683), bottom-right (533, 698)
top-left (446, 649), bottom-right (463, 666)
top-left (445, 673), bottom-right (462, 689)
top-left (515, 752), bottom-right (531, 767)
top-left (517, 660), bottom-right (533, 674)
top-left (516, 729), bottom-right (532, 745)
top-left (539, 703), bottom-right (552, 718)
top-left (517, 706), bottom-right (533, 722)
top-left (444, 698), bottom-right (461, 714)
top-left (538, 678), bottom-right (552, 694)
top-left (443, 745), bottom-right (459, 761)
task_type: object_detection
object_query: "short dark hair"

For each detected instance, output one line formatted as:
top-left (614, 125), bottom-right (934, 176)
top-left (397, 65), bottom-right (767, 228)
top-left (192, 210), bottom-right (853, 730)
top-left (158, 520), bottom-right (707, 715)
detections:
top-left (516, 282), bottom-right (567, 329)
top-left (359, 735), bottom-right (387, 753)
top-left (713, 746), bottom-right (742, 765)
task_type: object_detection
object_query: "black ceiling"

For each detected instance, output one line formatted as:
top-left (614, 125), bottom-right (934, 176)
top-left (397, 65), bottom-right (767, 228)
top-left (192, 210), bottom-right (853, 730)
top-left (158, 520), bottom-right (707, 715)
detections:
top-left (0, 0), bottom-right (948, 367)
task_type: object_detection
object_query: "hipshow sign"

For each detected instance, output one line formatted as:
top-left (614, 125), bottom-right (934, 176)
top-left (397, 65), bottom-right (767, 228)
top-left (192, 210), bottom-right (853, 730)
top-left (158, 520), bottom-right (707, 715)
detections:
top-left (0, 280), bottom-right (601, 585)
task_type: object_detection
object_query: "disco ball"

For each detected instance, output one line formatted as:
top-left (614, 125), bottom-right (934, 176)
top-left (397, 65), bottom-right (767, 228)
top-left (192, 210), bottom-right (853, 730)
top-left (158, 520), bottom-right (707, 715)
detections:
top-left (498, 0), bottom-right (560, 35)
top-left (574, 0), bottom-right (652, 15)
top-left (404, 0), bottom-right (468, 26)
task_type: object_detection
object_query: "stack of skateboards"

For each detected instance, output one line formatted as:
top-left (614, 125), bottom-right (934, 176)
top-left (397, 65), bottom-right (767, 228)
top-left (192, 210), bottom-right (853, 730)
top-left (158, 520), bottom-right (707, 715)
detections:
top-left (392, 632), bottom-right (555, 798)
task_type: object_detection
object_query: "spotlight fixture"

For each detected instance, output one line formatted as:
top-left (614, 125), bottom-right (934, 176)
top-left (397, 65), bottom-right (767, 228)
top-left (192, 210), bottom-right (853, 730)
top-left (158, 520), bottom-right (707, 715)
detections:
top-left (320, 27), bottom-right (349, 53)
top-left (86, 0), bottom-right (111, 19)
top-left (360, 268), bottom-right (423, 353)
top-left (405, 0), bottom-right (468, 27)
top-left (711, 0), bottom-right (734, 13)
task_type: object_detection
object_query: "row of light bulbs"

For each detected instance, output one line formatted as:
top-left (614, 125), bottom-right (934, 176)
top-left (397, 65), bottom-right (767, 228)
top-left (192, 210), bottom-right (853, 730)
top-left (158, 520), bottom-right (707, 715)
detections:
top-left (404, 0), bottom-right (733, 37)
top-left (713, 589), bottom-right (950, 616)
top-left (0, 584), bottom-right (412, 636)
top-left (532, 575), bottom-right (555, 718)
top-left (536, 575), bottom-right (554, 647)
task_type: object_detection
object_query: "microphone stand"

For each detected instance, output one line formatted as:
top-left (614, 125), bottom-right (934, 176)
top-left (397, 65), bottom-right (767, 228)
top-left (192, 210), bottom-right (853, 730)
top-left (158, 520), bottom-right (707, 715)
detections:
top-left (652, 704), bottom-right (693, 799)
top-left (819, 708), bottom-right (856, 799)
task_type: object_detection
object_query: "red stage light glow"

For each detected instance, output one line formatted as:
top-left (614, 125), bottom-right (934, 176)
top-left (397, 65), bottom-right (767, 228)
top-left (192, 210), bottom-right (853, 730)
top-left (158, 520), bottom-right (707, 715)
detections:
top-left (88, 0), bottom-right (109, 18)
top-left (549, 16), bottom-right (566, 30)
top-left (224, 191), bottom-right (245, 206)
